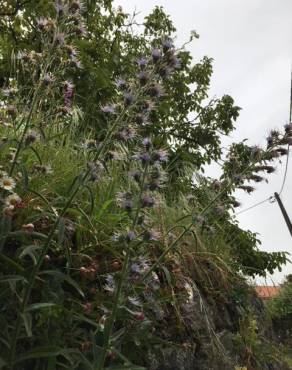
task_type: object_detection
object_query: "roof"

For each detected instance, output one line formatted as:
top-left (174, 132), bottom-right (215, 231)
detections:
top-left (255, 286), bottom-right (281, 299)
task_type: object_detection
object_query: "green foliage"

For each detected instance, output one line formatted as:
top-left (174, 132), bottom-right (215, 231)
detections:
top-left (267, 276), bottom-right (292, 319)
top-left (0, 1), bottom-right (290, 369)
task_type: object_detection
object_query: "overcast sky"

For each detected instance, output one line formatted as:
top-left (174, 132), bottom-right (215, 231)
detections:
top-left (114, 0), bottom-right (292, 283)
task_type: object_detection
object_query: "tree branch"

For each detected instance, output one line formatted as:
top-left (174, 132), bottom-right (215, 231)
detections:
top-left (0, 0), bottom-right (32, 17)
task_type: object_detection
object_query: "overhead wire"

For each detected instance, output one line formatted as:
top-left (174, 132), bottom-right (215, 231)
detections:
top-left (236, 67), bottom-right (292, 216)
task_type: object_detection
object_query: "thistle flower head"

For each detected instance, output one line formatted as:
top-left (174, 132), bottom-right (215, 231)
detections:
top-left (75, 22), bottom-right (87, 37)
top-left (152, 149), bottom-right (168, 163)
top-left (104, 274), bottom-right (115, 294)
top-left (136, 57), bottom-right (148, 69)
top-left (42, 73), bottom-right (55, 86)
top-left (238, 185), bottom-right (255, 194)
top-left (83, 139), bottom-right (98, 149)
top-left (212, 180), bottom-right (221, 191)
top-left (25, 131), bottom-right (38, 145)
top-left (133, 152), bottom-right (151, 164)
top-left (143, 229), bottom-right (160, 242)
top-left (137, 71), bottom-right (150, 85)
top-left (214, 204), bottom-right (225, 216)
top-left (101, 104), bottom-right (116, 115)
top-left (55, 1), bottom-right (66, 16)
top-left (281, 137), bottom-right (292, 145)
top-left (56, 32), bottom-right (66, 45)
top-left (124, 92), bottom-right (134, 107)
top-left (0, 176), bottom-right (16, 191)
top-left (70, 56), bottom-right (82, 69)
top-left (151, 48), bottom-right (162, 62)
top-left (129, 170), bottom-right (141, 182)
top-left (162, 37), bottom-right (173, 53)
top-left (107, 150), bottom-right (124, 161)
top-left (125, 230), bottom-right (136, 242)
top-left (158, 66), bottom-right (172, 78)
top-left (148, 83), bottom-right (164, 98)
top-left (249, 174), bottom-right (264, 183)
top-left (142, 137), bottom-right (152, 151)
top-left (33, 164), bottom-right (53, 175)
top-left (270, 129), bottom-right (279, 138)
top-left (266, 136), bottom-right (274, 147)
top-left (116, 127), bottom-right (136, 141)
top-left (141, 194), bottom-right (156, 208)
top-left (135, 113), bottom-right (148, 125)
top-left (7, 105), bottom-right (17, 117)
top-left (65, 44), bottom-right (78, 56)
top-left (266, 149), bottom-right (280, 159)
top-left (115, 77), bottom-right (127, 90)
top-left (143, 100), bottom-right (155, 112)
top-left (70, 0), bottom-right (85, 14)
top-left (254, 165), bottom-right (275, 174)
top-left (276, 147), bottom-right (288, 156)
top-left (36, 18), bottom-right (48, 30)
top-left (284, 123), bottom-right (292, 133)
top-left (232, 200), bottom-right (241, 208)
top-left (116, 192), bottom-right (133, 211)
top-left (168, 54), bottom-right (181, 69)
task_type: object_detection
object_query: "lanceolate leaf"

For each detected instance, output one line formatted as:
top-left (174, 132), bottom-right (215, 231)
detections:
top-left (40, 270), bottom-right (84, 298)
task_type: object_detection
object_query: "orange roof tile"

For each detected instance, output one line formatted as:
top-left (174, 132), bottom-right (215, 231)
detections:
top-left (255, 286), bottom-right (281, 299)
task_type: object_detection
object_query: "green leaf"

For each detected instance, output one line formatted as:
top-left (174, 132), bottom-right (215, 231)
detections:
top-left (13, 346), bottom-right (77, 365)
top-left (20, 312), bottom-right (32, 337)
top-left (58, 217), bottom-right (66, 245)
top-left (25, 302), bottom-right (56, 312)
top-left (20, 164), bottom-right (29, 190)
top-left (83, 184), bottom-right (95, 215)
top-left (18, 244), bottom-right (41, 265)
top-left (96, 199), bottom-right (114, 220)
top-left (0, 275), bottom-right (27, 283)
top-left (161, 266), bottom-right (172, 286)
top-left (40, 270), bottom-right (84, 298)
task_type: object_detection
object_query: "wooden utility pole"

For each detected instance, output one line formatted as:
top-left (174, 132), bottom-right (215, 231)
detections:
top-left (274, 192), bottom-right (292, 238)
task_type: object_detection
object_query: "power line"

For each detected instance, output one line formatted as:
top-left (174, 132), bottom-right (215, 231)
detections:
top-left (279, 146), bottom-right (290, 196)
top-left (279, 67), bottom-right (292, 196)
top-left (236, 68), bottom-right (292, 216)
top-left (235, 196), bottom-right (274, 216)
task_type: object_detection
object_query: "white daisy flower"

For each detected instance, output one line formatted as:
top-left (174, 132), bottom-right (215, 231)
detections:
top-left (5, 193), bottom-right (21, 206)
top-left (0, 176), bottom-right (16, 191)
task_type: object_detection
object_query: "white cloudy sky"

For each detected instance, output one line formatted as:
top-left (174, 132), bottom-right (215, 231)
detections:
top-left (114, 0), bottom-right (292, 283)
